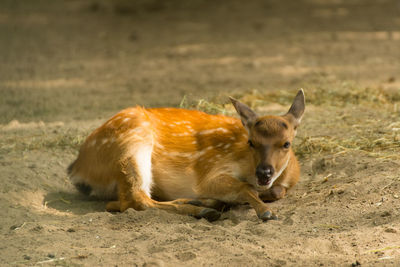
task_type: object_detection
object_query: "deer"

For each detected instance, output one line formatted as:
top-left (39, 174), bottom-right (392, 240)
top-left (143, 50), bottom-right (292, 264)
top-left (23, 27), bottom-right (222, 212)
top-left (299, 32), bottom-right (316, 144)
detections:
top-left (67, 89), bottom-right (305, 221)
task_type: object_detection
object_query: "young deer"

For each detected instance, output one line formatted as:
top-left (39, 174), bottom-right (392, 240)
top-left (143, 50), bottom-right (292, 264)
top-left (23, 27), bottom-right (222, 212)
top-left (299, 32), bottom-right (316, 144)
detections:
top-left (67, 90), bottom-right (305, 221)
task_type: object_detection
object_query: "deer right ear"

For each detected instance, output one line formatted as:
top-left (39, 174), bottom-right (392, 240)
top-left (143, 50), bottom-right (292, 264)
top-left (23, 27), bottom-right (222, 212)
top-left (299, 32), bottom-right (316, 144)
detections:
top-left (229, 97), bottom-right (258, 130)
top-left (286, 89), bottom-right (305, 129)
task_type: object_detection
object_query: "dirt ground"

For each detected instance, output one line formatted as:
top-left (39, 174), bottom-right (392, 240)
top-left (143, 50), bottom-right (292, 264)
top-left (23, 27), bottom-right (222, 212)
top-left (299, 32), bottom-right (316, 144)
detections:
top-left (1, 0), bottom-right (400, 266)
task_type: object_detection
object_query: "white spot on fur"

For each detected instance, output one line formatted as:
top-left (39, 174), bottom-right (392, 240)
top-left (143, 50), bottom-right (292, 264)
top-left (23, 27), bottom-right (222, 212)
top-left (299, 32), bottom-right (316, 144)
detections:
top-left (192, 140), bottom-right (197, 145)
top-left (198, 127), bottom-right (229, 135)
top-left (122, 118), bottom-right (131, 123)
top-left (129, 127), bottom-right (143, 134)
top-left (216, 143), bottom-right (224, 148)
top-left (101, 138), bottom-right (108, 145)
top-left (229, 136), bottom-right (235, 141)
top-left (155, 143), bottom-right (165, 149)
top-left (142, 122), bottom-right (150, 127)
top-left (223, 143), bottom-right (231, 149)
top-left (172, 132), bottom-right (190, 137)
top-left (197, 150), bottom-right (206, 157)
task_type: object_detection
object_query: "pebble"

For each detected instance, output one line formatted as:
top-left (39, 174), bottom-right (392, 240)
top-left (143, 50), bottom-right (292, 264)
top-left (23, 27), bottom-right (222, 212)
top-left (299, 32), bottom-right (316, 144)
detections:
top-left (384, 227), bottom-right (397, 233)
top-left (23, 255), bottom-right (31, 260)
top-left (381, 211), bottom-right (391, 217)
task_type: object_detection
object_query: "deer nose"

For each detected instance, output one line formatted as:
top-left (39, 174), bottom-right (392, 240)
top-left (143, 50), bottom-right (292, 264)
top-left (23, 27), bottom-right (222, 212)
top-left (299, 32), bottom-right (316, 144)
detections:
top-left (256, 165), bottom-right (275, 180)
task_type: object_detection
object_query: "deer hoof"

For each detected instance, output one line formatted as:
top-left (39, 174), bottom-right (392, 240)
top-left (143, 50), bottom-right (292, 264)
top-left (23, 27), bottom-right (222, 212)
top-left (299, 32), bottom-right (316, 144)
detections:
top-left (259, 211), bottom-right (278, 221)
top-left (196, 208), bottom-right (221, 222)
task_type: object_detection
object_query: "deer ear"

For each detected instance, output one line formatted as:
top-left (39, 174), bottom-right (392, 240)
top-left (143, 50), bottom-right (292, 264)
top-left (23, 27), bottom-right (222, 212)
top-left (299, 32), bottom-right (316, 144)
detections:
top-left (285, 89), bottom-right (305, 128)
top-left (229, 97), bottom-right (258, 130)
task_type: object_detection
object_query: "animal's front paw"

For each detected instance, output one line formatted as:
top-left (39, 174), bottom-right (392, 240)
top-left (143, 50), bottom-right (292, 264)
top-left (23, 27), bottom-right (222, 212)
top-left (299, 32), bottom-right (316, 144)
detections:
top-left (258, 210), bottom-right (278, 221)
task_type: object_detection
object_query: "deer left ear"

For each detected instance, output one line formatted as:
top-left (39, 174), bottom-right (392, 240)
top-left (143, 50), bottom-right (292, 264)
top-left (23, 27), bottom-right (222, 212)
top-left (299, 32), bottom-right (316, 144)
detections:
top-left (229, 97), bottom-right (258, 131)
top-left (285, 89), bottom-right (305, 129)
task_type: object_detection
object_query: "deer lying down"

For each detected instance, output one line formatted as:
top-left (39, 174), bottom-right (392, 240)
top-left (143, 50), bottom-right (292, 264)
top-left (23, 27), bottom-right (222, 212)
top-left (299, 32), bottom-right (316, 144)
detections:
top-left (67, 90), bottom-right (305, 221)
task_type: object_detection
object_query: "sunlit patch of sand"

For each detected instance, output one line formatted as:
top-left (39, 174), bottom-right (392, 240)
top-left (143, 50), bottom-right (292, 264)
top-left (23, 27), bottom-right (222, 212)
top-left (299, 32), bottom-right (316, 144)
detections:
top-left (0, 120), bottom-right (64, 131)
top-left (2, 78), bottom-right (86, 89)
top-left (9, 190), bottom-right (75, 217)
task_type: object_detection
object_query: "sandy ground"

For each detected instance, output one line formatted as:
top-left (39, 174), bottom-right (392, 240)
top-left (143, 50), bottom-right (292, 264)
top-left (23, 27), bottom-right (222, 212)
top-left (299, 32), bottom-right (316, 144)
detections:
top-left (1, 0), bottom-right (400, 266)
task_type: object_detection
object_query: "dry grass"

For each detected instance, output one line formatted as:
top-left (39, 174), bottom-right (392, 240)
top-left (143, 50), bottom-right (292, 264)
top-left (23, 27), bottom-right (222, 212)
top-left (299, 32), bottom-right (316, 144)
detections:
top-left (179, 95), bottom-right (229, 115)
top-left (295, 131), bottom-right (400, 160)
top-left (235, 84), bottom-right (400, 109)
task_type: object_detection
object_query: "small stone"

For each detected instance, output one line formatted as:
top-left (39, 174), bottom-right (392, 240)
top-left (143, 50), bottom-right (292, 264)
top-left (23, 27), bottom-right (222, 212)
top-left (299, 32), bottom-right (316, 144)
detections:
top-left (47, 253), bottom-right (55, 258)
top-left (381, 211), bottom-right (391, 217)
top-left (337, 189), bottom-right (345, 194)
top-left (67, 228), bottom-right (76, 232)
top-left (384, 227), bottom-right (397, 233)
top-left (351, 260), bottom-right (361, 266)
top-left (175, 252), bottom-right (196, 262)
top-left (31, 225), bottom-right (43, 232)
top-left (23, 255), bottom-right (31, 260)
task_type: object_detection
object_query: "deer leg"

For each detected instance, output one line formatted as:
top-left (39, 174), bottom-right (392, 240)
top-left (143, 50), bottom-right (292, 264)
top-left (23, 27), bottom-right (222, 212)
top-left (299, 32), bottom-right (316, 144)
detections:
top-left (259, 185), bottom-right (287, 203)
top-left (107, 189), bottom-right (221, 221)
top-left (105, 201), bottom-right (121, 212)
top-left (105, 160), bottom-right (221, 221)
top-left (169, 198), bottom-right (229, 212)
top-left (197, 175), bottom-right (278, 221)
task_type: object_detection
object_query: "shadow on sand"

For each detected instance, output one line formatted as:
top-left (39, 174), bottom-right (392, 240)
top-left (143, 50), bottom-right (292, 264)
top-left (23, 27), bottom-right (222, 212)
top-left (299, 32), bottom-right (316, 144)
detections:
top-left (43, 191), bottom-right (107, 215)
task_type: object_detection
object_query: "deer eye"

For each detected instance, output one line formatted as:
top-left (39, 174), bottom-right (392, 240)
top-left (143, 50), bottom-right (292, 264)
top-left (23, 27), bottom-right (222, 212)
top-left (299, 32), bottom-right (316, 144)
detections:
top-left (248, 140), bottom-right (255, 148)
top-left (283, 141), bottom-right (291, 149)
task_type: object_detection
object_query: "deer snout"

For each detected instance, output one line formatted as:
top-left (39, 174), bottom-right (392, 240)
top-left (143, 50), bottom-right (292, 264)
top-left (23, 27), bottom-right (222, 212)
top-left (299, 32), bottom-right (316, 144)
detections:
top-left (256, 165), bottom-right (275, 186)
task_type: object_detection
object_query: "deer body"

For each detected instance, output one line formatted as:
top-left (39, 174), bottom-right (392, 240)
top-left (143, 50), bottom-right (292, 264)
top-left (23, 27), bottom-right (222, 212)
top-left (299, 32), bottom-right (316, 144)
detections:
top-left (68, 90), bottom-right (305, 221)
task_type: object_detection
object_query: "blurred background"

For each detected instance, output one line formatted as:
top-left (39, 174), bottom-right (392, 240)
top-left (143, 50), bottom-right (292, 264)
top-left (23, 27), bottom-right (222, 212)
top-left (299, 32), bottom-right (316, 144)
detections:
top-left (1, 0), bottom-right (399, 123)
